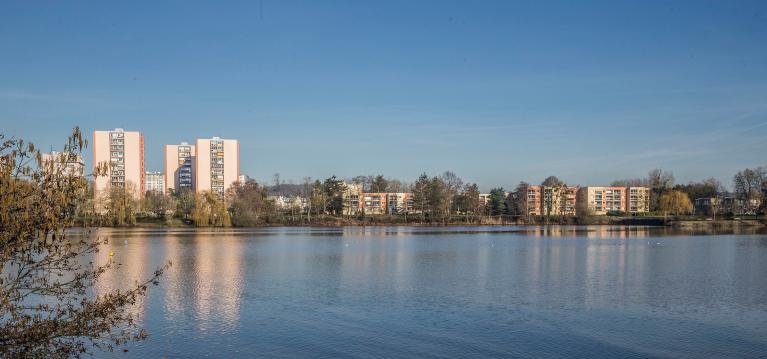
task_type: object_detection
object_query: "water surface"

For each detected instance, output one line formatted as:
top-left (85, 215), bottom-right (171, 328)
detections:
top-left (93, 226), bottom-right (767, 358)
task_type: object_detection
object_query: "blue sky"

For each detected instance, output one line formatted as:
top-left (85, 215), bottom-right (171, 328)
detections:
top-left (1, 1), bottom-right (766, 191)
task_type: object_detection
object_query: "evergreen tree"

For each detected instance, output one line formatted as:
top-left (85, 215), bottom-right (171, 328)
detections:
top-left (488, 187), bottom-right (507, 216)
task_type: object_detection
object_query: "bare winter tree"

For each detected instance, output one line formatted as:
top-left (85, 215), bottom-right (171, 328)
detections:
top-left (733, 167), bottom-right (765, 214)
top-left (648, 168), bottom-right (675, 211)
top-left (610, 178), bottom-right (648, 187)
top-left (441, 171), bottom-right (464, 216)
top-left (508, 181), bottom-right (530, 219)
top-left (302, 177), bottom-right (313, 222)
top-left (0, 128), bottom-right (167, 358)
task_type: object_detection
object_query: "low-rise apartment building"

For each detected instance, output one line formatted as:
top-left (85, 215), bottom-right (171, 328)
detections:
top-left (543, 186), bottom-right (579, 216)
top-left (362, 193), bottom-right (387, 214)
top-left (577, 186), bottom-right (649, 215)
top-left (270, 195), bottom-right (308, 211)
top-left (526, 186), bottom-right (543, 215)
top-left (386, 192), bottom-right (414, 214)
top-left (342, 183), bottom-right (414, 215)
top-left (577, 186), bottom-right (626, 215)
top-left (359, 192), bottom-right (414, 214)
top-left (627, 187), bottom-right (650, 213)
top-left (523, 185), bottom-right (579, 216)
top-left (342, 183), bottom-right (363, 215)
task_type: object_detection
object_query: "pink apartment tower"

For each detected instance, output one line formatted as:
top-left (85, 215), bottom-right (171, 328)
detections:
top-left (194, 137), bottom-right (239, 197)
top-left (92, 128), bottom-right (145, 203)
top-left (164, 142), bottom-right (196, 194)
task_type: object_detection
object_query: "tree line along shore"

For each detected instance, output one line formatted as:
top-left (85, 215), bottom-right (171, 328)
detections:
top-left (83, 169), bottom-right (766, 228)
top-left (7, 128), bottom-right (767, 228)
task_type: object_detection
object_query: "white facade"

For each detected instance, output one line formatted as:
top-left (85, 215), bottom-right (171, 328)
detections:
top-left (40, 151), bottom-right (85, 177)
top-left (145, 171), bottom-right (165, 194)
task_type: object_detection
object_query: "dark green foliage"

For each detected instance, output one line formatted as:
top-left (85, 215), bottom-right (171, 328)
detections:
top-left (488, 188), bottom-right (507, 215)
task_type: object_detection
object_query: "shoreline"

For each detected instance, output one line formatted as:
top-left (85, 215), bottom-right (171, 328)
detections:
top-left (83, 217), bottom-right (766, 230)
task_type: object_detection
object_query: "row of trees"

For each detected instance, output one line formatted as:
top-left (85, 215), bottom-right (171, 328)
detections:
top-left (93, 165), bottom-right (767, 227)
top-left (96, 185), bottom-right (250, 227)
top-left (613, 167), bottom-right (767, 215)
top-left (732, 166), bottom-right (767, 214)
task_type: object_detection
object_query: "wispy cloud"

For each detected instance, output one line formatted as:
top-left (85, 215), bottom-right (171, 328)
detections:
top-left (0, 89), bottom-right (117, 108)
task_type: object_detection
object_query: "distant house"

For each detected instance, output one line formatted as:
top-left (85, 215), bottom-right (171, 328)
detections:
top-left (40, 151), bottom-right (85, 178)
top-left (269, 195), bottom-right (308, 211)
top-left (145, 171), bottom-right (165, 194)
top-left (479, 192), bottom-right (510, 207)
top-left (720, 196), bottom-right (762, 215)
top-left (342, 183), bottom-right (414, 215)
top-left (478, 193), bottom-right (491, 206)
top-left (694, 198), bottom-right (719, 216)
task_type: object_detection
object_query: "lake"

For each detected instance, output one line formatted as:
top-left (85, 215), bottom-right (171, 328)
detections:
top-left (92, 226), bottom-right (767, 358)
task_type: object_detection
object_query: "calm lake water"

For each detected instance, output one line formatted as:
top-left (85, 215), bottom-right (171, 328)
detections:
top-left (92, 226), bottom-right (767, 358)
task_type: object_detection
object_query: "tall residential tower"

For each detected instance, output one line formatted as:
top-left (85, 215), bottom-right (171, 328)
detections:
top-left (92, 128), bottom-right (145, 200)
top-left (164, 142), bottom-right (195, 193)
top-left (195, 137), bottom-right (239, 197)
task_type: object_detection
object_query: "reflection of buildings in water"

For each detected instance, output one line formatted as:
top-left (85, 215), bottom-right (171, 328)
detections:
top-left (526, 225), bottom-right (582, 239)
top-left (476, 237), bottom-right (491, 290)
top-left (584, 240), bottom-right (611, 306)
top-left (523, 225), bottom-right (653, 240)
top-left (339, 229), bottom-right (441, 296)
top-left (194, 233), bottom-right (243, 331)
top-left (393, 235), bottom-right (410, 292)
top-left (583, 237), bottom-right (648, 308)
top-left (525, 241), bottom-right (543, 303)
top-left (340, 232), bottom-right (378, 289)
top-left (342, 226), bottom-right (399, 239)
top-left (162, 234), bottom-right (183, 319)
top-left (92, 229), bottom-right (150, 324)
top-left (522, 238), bottom-right (580, 305)
top-left (584, 226), bottom-right (651, 240)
